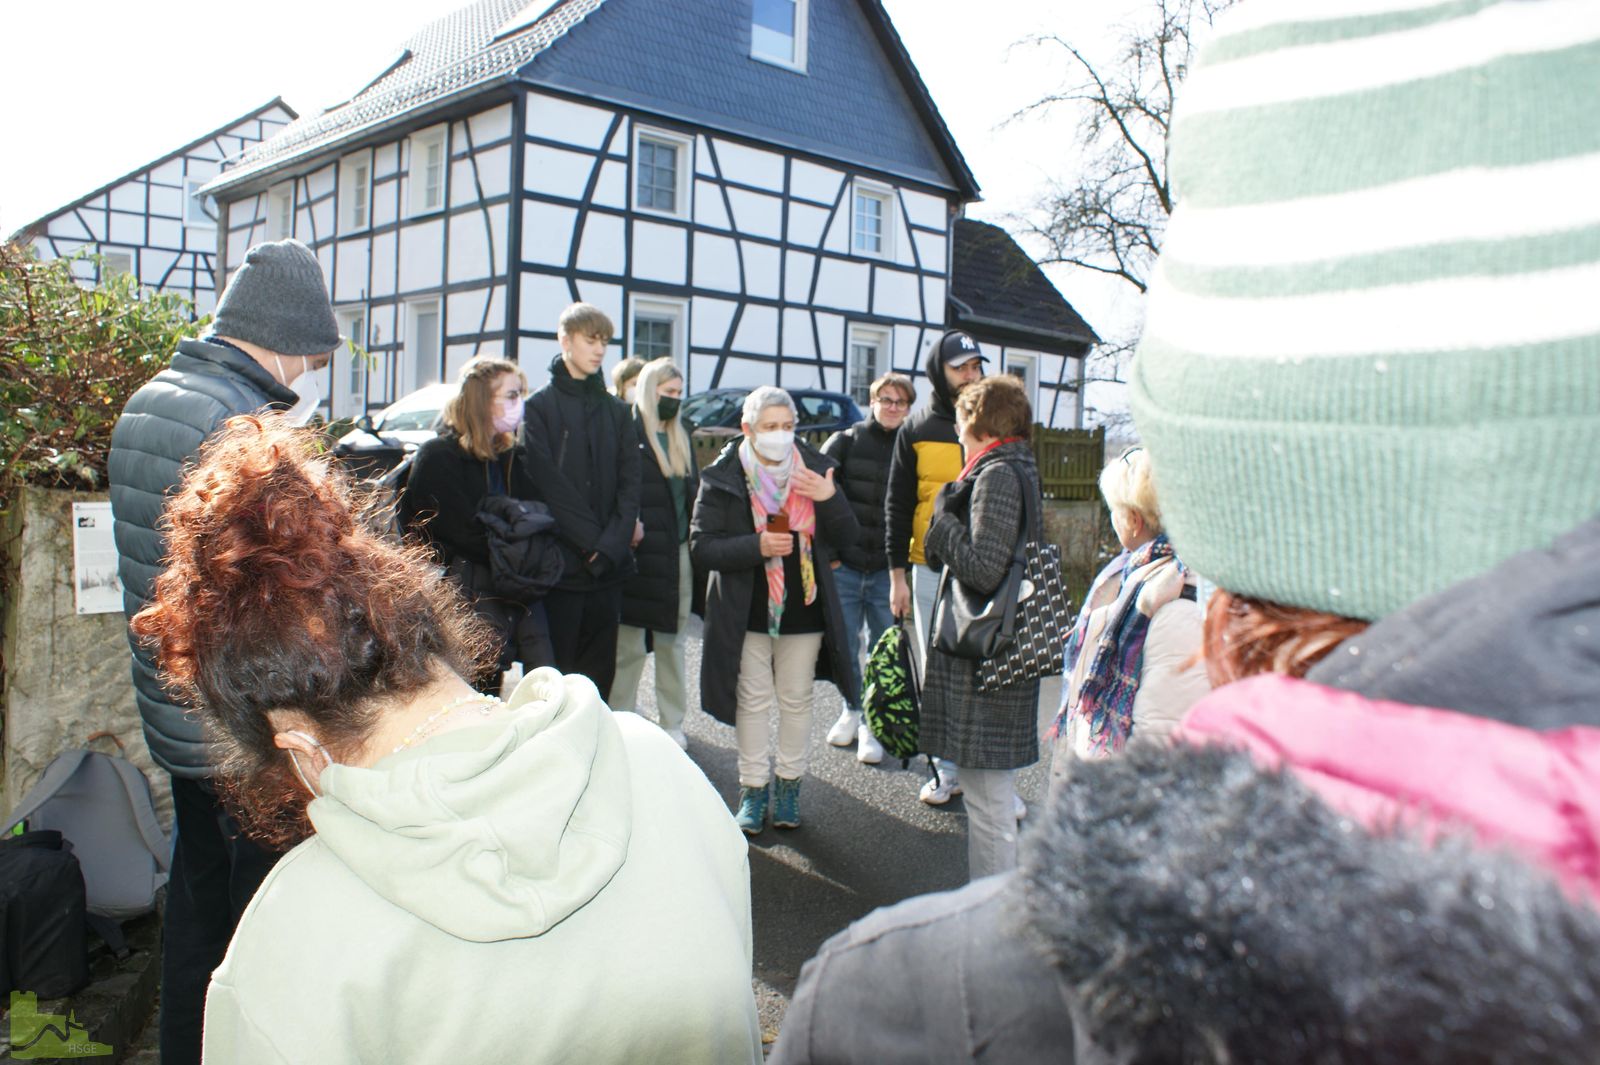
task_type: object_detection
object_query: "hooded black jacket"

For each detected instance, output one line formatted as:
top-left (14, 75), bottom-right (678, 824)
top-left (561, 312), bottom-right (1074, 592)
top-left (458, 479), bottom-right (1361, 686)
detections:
top-left (821, 416), bottom-right (896, 572)
top-left (884, 339), bottom-right (965, 570)
top-left (522, 354), bottom-right (640, 591)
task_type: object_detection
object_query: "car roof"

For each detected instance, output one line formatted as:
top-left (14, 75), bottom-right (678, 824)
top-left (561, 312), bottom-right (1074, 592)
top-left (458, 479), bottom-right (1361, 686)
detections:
top-left (380, 381), bottom-right (457, 417)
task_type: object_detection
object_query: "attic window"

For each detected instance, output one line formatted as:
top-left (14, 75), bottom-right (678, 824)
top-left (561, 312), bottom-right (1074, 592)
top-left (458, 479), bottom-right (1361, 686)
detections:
top-left (495, 1), bottom-right (564, 40)
top-left (752, 0), bottom-right (808, 71)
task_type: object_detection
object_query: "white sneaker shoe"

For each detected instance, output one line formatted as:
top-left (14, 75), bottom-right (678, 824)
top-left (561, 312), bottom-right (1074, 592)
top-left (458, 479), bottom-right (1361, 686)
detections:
top-left (665, 727), bottom-right (688, 750)
top-left (919, 771), bottom-right (963, 805)
top-left (826, 709), bottom-right (862, 747)
top-left (1014, 793), bottom-right (1028, 821)
top-left (856, 725), bottom-right (884, 765)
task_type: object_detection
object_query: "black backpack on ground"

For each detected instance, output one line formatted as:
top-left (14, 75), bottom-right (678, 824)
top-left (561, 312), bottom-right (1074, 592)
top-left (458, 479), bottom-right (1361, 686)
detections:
top-left (0, 829), bottom-right (90, 998)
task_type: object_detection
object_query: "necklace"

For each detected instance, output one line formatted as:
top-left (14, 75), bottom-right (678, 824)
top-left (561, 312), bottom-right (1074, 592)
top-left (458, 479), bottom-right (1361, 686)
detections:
top-left (391, 691), bottom-right (502, 754)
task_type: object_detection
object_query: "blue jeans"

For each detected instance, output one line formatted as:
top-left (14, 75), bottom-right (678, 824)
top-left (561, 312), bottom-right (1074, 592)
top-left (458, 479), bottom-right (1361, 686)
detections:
top-left (832, 564), bottom-right (895, 711)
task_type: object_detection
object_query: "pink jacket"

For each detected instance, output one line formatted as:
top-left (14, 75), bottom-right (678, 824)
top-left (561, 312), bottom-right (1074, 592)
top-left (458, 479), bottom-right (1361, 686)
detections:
top-left (1175, 674), bottom-right (1600, 901)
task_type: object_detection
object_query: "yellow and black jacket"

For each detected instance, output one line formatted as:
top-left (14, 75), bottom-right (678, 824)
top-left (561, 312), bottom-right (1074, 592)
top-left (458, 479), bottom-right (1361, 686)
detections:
top-left (885, 340), bottom-right (965, 569)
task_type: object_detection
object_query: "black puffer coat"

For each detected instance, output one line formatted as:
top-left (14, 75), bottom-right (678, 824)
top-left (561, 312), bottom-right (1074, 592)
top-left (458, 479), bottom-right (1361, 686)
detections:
top-left (690, 440), bottom-right (860, 725)
top-left (820, 417), bottom-right (895, 572)
top-left (620, 416), bottom-right (700, 633)
top-left (399, 432), bottom-right (540, 568)
top-left (108, 337), bottom-right (298, 778)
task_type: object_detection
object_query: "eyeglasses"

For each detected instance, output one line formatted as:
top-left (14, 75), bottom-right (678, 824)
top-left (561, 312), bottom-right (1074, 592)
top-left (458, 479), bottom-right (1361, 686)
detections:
top-left (874, 397), bottom-right (910, 409)
top-left (1120, 446), bottom-right (1145, 466)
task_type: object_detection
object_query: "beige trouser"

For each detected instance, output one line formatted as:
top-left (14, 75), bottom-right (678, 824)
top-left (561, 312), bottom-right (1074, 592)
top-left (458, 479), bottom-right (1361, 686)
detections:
top-left (611, 543), bottom-right (694, 732)
top-left (735, 630), bottom-right (825, 788)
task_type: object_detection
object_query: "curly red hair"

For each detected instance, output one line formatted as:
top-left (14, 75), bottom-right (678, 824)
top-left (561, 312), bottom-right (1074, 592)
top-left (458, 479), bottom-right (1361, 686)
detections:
top-left (131, 414), bottom-right (493, 847)
top-left (1201, 588), bottom-right (1370, 687)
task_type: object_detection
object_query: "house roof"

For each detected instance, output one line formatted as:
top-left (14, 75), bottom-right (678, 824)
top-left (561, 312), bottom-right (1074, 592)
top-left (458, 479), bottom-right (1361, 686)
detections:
top-left (949, 218), bottom-right (1100, 349)
top-left (205, 0), bottom-right (978, 199)
top-left (9, 98), bottom-right (297, 242)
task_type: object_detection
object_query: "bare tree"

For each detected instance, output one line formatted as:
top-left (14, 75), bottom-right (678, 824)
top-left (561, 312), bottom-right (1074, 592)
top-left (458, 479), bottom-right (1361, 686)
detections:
top-left (1008, 0), bottom-right (1234, 432)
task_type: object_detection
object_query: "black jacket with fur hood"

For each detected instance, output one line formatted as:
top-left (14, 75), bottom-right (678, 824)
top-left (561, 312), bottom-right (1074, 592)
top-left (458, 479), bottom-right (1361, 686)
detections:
top-left (772, 518), bottom-right (1600, 1064)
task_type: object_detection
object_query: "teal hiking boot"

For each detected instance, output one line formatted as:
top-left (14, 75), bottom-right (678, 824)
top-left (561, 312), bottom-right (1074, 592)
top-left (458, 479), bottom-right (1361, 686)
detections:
top-left (735, 785), bottom-right (769, 835)
top-left (771, 776), bottom-right (802, 829)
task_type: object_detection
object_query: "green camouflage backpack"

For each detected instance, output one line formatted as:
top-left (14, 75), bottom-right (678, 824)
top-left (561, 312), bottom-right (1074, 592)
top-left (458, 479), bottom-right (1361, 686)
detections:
top-left (862, 621), bottom-right (922, 765)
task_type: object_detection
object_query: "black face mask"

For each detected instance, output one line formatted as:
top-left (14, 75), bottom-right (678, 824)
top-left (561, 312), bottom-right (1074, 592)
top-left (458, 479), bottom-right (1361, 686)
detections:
top-left (657, 396), bottom-right (681, 422)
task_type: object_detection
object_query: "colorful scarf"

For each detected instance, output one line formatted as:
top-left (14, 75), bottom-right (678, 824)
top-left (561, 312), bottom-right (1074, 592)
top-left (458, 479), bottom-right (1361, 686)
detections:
top-left (1052, 534), bottom-right (1187, 755)
top-left (738, 439), bottom-right (817, 637)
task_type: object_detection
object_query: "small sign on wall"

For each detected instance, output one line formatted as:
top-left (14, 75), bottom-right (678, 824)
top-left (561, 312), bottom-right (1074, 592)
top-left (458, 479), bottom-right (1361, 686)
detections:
top-left (72, 502), bottom-right (122, 615)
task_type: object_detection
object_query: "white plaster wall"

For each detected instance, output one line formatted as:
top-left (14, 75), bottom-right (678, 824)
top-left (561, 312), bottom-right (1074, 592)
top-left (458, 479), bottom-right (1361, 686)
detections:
top-left (790, 159), bottom-right (844, 205)
top-left (398, 218), bottom-right (446, 293)
top-left (733, 303), bottom-right (779, 356)
top-left (524, 143), bottom-right (597, 200)
top-left (781, 308), bottom-right (815, 357)
top-left (631, 220), bottom-right (687, 285)
top-left (522, 201), bottom-right (578, 266)
top-left (577, 212), bottom-right (626, 274)
top-left (725, 188), bottom-right (783, 240)
top-left (577, 280), bottom-right (624, 330)
top-left (520, 272), bottom-right (577, 340)
top-left (713, 140), bottom-right (785, 191)
top-left (447, 201), bottom-right (507, 283)
top-left (740, 241), bottom-right (781, 300)
top-left (784, 250), bottom-right (815, 303)
top-left (901, 188), bottom-right (948, 231)
top-left (694, 183), bottom-right (731, 230)
top-left (469, 103), bottom-right (514, 145)
top-left (692, 296), bottom-right (738, 350)
top-left (872, 266), bottom-right (922, 321)
top-left (813, 258), bottom-right (870, 313)
top-left (693, 232), bottom-right (741, 293)
top-left (593, 161), bottom-right (627, 209)
top-left (525, 94), bottom-right (613, 150)
top-left (369, 230), bottom-right (398, 297)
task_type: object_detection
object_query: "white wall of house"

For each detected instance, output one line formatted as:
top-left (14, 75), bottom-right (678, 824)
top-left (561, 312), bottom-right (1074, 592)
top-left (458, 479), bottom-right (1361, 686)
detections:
top-left (986, 342), bottom-right (1084, 429)
top-left (27, 105), bottom-right (294, 316)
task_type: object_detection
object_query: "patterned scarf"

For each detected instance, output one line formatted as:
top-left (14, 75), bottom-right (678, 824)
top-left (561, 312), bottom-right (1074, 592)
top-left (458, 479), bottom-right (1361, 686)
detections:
top-left (1052, 534), bottom-right (1186, 755)
top-left (738, 438), bottom-right (817, 637)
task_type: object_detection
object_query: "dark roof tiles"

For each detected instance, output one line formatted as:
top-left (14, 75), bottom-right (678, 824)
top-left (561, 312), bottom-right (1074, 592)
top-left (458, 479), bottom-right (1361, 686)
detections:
top-left (950, 218), bottom-right (1100, 348)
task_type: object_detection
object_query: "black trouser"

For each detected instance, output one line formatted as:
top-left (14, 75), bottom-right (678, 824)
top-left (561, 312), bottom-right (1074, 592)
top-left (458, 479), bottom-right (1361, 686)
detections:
top-left (161, 775), bottom-right (279, 1065)
top-left (473, 597), bottom-right (556, 694)
top-left (542, 584), bottom-right (623, 702)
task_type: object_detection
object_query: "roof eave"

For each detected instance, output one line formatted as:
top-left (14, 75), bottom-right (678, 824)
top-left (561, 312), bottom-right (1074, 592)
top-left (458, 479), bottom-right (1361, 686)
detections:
top-left (950, 306), bottom-right (1100, 349)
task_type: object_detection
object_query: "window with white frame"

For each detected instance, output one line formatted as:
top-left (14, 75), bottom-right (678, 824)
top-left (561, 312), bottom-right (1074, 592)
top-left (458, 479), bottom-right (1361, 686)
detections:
top-left (267, 185), bottom-right (293, 240)
top-left (340, 151), bottom-right (372, 231)
top-left (851, 180), bottom-right (893, 258)
top-left (184, 179), bottom-right (217, 229)
top-left (406, 300), bottom-right (442, 392)
top-left (633, 127), bottom-right (692, 219)
top-left (407, 125), bottom-right (448, 216)
top-left (97, 247), bottom-right (134, 281)
top-left (846, 324), bottom-right (890, 406)
top-left (752, 0), bottom-right (808, 70)
top-left (631, 296), bottom-right (687, 363)
top-left (1005, 352), bottom-right (1040, 417)
top-left (338, 308), bottom-right (368, 415)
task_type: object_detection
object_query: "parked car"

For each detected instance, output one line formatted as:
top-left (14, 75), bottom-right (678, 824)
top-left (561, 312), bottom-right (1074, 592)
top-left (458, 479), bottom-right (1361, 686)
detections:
top-left (682, 387), bottom-right (863, 441)
top-left (331, 381), bottom-right (457, 479)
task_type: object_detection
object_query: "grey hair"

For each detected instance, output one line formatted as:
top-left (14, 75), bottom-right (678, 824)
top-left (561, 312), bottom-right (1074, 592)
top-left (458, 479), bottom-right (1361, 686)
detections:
top-left (741, 385), bottom-right (797, 427)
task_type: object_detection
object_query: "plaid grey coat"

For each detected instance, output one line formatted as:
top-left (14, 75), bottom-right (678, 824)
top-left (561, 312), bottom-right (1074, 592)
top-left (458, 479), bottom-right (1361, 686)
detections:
top-left (920, 442), bottom-right (1044, 770)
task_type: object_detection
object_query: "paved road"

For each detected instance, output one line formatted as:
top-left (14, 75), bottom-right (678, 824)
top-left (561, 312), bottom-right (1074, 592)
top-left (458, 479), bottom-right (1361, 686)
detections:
top-left (632, 618), bottom-right (1062, 1049)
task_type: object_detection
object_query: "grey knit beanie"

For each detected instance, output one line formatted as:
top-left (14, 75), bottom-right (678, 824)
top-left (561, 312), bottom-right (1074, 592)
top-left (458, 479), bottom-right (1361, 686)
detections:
top-left (212, 239), bottom-right (340, 356)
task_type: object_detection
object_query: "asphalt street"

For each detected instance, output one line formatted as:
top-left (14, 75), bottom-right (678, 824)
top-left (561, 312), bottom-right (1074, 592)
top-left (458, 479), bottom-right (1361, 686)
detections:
top-left (626, 617), bottom-right (1063, 1050)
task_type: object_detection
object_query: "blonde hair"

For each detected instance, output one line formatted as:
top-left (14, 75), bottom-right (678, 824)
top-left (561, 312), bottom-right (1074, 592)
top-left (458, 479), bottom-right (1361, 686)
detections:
top-left (633, 358), bottom-right (692, 477)
top-left (557, 302), bottom-right (615, 341)
top-left (442, 357), bottom-right (525, 462)
top-left (1098, 446), bottom-right (1162, 534)
top-left (611, 356), bottom-right (646, 398)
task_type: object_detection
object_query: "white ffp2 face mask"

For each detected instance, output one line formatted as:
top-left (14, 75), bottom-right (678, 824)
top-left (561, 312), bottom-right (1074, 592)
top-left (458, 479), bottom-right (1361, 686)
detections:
top-left (753, 430), bottom-right (794, 462)
top-left (275, 356), bottom-right (322, 425)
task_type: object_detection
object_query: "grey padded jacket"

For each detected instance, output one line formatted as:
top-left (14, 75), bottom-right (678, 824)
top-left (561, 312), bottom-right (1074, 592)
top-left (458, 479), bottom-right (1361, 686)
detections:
top-left (108, 337), bottom-right (296, 778)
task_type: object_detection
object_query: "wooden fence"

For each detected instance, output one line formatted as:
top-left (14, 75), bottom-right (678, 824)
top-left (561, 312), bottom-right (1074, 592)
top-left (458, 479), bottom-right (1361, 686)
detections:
top-left (1032, 425), bottom-right (1105, 501)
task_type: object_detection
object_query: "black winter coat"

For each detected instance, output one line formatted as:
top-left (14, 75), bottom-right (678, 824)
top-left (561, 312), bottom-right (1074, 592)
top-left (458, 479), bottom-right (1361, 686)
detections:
top-left (399, 433), bottom-right (540, 568)
top-left (820, 417), bottom-right (895, 572)
top-left (690, 440), bottom-right (860, 725)
top-left (108, 337), bottom-right (298, 778)
top-left (620, 416), bottom-right (700, 633)
top-left (522, 355), bottom-right (640, 590)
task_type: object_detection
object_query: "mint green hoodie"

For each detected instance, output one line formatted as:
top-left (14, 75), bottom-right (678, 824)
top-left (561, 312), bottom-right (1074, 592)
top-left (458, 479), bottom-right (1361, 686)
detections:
top-left (202, 669), bottom-right (761, 1064)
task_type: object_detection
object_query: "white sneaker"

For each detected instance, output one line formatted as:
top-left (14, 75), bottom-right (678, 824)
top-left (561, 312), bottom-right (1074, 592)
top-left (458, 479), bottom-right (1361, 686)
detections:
top-left (919, 771), bottom-right (963, 805)
top-left (1014, 793), bottom-right (1028, 821)
top-left (665, 727), bottom-right (688, 750)
top-left (826, 709), bottom-right (862, 747)
top-left (856, 726), bottom-right (884, 765)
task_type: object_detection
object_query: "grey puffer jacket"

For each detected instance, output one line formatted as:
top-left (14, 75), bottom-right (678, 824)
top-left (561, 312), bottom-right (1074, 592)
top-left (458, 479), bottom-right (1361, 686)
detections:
top-left (108, 337), bottom-right (296, 778)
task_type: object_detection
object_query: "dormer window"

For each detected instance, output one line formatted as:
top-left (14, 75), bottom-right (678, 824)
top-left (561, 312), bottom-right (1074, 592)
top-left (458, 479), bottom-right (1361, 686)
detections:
top-left (407, 125), bottom-right (448, 217)
top-left (752, 0), bottom-right (808, 72)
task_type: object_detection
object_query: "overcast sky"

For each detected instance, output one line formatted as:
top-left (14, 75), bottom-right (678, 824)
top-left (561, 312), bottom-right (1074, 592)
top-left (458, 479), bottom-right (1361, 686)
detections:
top-left (0, 0), bottom-right (1147, 342)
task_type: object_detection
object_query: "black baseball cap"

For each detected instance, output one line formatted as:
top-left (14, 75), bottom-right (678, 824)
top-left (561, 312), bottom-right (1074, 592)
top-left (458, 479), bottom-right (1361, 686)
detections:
top-left (938, 330), bottom-right (988, 368)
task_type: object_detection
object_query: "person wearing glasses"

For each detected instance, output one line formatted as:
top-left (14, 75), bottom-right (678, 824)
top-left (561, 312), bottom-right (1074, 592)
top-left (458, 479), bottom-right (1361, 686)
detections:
top-left (400, 357), bottom-right (553, 692)
top-left (820, 372), bottom-right (916, 763)
top-left (1048, 446), bottom-right (1209, 794)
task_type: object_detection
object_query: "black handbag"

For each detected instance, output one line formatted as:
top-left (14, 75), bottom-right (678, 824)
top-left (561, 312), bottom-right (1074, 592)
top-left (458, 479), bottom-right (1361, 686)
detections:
top-left (931, 464), bottom-right (1072, 690)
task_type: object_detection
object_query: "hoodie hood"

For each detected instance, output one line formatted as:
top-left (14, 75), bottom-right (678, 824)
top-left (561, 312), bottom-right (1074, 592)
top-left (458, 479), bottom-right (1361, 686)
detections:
top-left (923, 335), bottom-right (957, 417)
top-left (307, 668), bottom-right (631, 942)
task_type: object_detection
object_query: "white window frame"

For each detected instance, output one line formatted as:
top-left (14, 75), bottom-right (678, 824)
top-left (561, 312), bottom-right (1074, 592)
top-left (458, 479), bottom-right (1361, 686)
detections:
top-left (266, 185), bottom-right (293, 240)
top-left (340, 150), bottom-right (373, 232)
top-left (97, 246), bottom-right (134, 282)
top-left (406, 124), bottom-right (449, 217)
top-left (1004, 351), bottom-right (1041, 418)
top-left (184, 179), bottom-right (217, 229)
top-left (404, 299), bottom-right (442, 394)
top-left (337, 308), bottom-right (369, 417)
top-left (850, 178), bottom-right (894, 259)
top-left (846, 323), bottom-right (891, 407)
top-left (751, 0), bottom-right (809, 72)
top-left (629, 295), bottom-right (688, 364)
top-left (631, 126), bottom-right (693, 221)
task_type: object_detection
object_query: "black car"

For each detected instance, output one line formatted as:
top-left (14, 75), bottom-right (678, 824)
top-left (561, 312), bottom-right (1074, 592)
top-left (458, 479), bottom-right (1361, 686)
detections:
top-left (681, 387), bottom-right (864, 441)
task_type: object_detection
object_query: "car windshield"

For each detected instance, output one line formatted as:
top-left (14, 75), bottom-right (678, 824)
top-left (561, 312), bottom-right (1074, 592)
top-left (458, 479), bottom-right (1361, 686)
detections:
top-left (683, 391), bottom-right (747, 430)
top-left (373, 383), bottom-right (456, 433)
top-left (378, 408), bottom-right (443, 432)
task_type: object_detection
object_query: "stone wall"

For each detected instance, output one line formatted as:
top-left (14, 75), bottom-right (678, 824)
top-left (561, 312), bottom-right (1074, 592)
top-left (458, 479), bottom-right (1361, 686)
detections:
top-left (1042, 498), bottom-right (1110, 609)
top-left (1, 486), bottom-right (172, 827)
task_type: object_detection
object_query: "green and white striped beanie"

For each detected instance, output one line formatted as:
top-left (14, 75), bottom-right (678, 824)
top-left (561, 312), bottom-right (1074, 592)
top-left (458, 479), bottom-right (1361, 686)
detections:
top-left (1130, 0), bottom-right (1600, 622)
